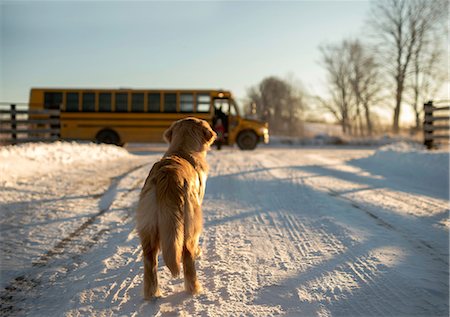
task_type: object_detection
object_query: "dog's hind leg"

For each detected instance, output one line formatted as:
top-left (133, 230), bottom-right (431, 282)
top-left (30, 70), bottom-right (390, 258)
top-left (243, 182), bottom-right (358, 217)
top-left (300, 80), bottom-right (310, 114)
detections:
top-left (183, 201), bottom-right (203, 295)
top-left (141, 232), bottom-right (161, 299)
top-left (182, 245), bottom-right (202, 295)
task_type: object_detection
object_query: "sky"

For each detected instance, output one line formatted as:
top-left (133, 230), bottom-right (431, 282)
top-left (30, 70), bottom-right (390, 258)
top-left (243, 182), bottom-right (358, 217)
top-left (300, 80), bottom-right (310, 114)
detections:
top-left (2, 0), bottom-right (444, 124)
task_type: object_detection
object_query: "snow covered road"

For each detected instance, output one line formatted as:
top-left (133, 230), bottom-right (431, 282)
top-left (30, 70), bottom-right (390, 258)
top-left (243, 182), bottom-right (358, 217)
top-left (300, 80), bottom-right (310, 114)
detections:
top-left (0, 143), bottom-right (448, 316)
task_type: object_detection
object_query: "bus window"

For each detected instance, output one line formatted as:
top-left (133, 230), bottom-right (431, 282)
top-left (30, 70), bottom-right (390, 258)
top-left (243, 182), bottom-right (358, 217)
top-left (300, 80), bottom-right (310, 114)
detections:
top-left (66, 92), bottom-right (79, 112)
top-left (131, 93), bottom-right (144, 112)
top-left (180, 93), bottom-right (194, 112)
top-left (164, 93), bottom-right (177, 113)
top-left (99, 93), bottom-right (112, 112)
top-left (214, 99), bottom-right (230, 113)
top-left (44, 92), bottom-right (62, 109)
top-left (229, 100), bottom-right (238, 116)
top-left (115, 93), bottom-right (128, 112)
top-left (147, 93), bottom-right (160, 112)
top-left (82, 93), bottom-right (95, 112)
top-left (197, 94), bottom-right (210, 112)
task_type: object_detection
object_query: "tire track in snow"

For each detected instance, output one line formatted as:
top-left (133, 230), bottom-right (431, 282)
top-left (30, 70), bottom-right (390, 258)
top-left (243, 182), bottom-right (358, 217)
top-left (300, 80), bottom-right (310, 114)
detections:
top-left (179, 153), bottom-right (287, 316)
top-left (326, 188), bottom-right (449, 267)
top-left (33, 163), bottom-right (146, 267)
top-left (203, 151), bottom-right (367, 315)
top-left (312, 181), bottom-right (449, 257)
top-left (0, 162), bottom-right (148, 316)
top-left (251, 166), bottom-right (376, 316)
top-left (256, 150), bottom-right (448, 316)
top-left (287, 150), bottom-right (449, 259)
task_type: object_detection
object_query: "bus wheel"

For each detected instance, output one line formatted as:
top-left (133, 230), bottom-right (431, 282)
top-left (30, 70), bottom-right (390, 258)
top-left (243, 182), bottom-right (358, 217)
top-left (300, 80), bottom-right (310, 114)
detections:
top-left (237, 130), bottom-right (258, 150)
top-left (96, 129), bottom-right (121, 146)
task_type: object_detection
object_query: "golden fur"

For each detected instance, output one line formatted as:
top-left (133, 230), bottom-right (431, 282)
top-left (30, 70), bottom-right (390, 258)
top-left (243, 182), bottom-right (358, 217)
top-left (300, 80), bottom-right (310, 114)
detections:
top-left (136, 117), bottom-right (216, 299)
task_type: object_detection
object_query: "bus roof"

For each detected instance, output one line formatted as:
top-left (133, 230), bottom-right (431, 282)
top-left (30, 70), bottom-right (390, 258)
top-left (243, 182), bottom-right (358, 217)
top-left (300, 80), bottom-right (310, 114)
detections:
top-left (30, 87), bottom-right (232, 96)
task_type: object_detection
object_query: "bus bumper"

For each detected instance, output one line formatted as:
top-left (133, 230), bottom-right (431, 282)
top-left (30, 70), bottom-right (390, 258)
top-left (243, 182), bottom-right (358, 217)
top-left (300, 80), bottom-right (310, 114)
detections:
top-left (260, 128), bottom-right (269, 144)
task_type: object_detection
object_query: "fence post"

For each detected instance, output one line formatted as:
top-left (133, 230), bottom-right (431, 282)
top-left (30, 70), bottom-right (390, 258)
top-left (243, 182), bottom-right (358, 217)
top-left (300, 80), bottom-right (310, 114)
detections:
top-left (423, 101), bottom-right (434, 150)
top-left (10, 104), bottom-right (17, 145)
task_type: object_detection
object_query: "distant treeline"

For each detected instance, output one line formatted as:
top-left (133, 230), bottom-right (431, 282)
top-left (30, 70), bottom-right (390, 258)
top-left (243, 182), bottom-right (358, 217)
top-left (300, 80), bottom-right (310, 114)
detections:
top-left (245, 0), bottom-right (448, 136)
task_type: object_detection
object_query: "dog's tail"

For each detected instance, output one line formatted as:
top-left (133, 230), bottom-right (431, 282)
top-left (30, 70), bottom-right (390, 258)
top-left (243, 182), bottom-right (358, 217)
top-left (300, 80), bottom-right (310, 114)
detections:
top-left (154, 165), bottom-right (185, 277)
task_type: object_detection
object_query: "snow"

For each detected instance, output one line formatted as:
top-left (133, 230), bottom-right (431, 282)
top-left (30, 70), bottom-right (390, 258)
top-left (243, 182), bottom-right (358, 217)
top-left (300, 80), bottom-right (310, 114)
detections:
top-left (351, 142), bottom-right (449, 199)
top-left (0, 141), bottom-right (448, 316)
top-left (0, 141), bottom-right (131, 183)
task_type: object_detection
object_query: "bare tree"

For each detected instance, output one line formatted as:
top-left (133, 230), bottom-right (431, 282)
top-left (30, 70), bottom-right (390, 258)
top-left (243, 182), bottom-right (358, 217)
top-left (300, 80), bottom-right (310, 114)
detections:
top-left (368, 0), bottom-right (447, 133)
top-left (245, 76), bottom-right (306, 136)
top-left (409, 27), bottom-right (447, 130)
top-left (246, 86), bottom-right (264, 117)
top-left (320, 42), bottom-right (354, 134)
top-left (284, 74), bottom-right (306, 136)
top-left (319, 39), bottom-right (383, 136)
top-left (348, 40), bottom-right (383, 136)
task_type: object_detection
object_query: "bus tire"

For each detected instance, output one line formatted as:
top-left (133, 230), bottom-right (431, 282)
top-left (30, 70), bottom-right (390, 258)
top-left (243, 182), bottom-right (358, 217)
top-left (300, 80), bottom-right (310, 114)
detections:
top-left (95, 129), bottom-right (121, 146)
top-left (236, 130), bottom-right (258, 150)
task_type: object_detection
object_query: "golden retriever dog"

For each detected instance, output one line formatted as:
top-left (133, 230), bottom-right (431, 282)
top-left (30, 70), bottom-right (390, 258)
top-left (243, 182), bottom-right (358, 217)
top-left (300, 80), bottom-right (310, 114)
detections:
top-left (136, 117), bottom-right (216, 299)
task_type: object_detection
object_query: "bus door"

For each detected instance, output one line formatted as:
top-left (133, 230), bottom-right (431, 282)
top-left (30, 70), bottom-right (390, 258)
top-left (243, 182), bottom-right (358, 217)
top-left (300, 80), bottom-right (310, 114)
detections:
top-left (228, 99), bottom-right (240, 133)
top-left (213, 98), bottom-right (230, 141)
top-left (213, 98), bottom-right (240, 144)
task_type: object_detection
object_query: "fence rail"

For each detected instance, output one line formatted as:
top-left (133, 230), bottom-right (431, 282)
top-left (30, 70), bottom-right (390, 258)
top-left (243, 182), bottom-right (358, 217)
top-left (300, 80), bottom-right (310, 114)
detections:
top-left (0, 103), bottom-right (61, 145)
top-left (423, 101), bottom-right (449, 149)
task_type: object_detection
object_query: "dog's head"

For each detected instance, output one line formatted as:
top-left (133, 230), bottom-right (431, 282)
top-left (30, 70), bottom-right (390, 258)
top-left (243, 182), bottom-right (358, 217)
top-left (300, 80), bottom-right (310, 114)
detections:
top-left (164, 117), bottom-right (217, 152)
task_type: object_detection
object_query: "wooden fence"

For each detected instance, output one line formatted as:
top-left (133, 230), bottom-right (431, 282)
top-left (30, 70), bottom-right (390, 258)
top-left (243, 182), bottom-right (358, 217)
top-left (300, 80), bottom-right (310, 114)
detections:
top-left (423, 101), bottom-right (449, 149)
top-left (0, 103), bottom-right (60, 145)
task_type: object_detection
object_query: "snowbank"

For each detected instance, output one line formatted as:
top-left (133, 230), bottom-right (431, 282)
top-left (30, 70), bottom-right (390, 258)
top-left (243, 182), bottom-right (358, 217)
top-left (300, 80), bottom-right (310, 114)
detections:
top-left (373, 142), bottom-right (448, 180)
top-left (267, 134), bottom-right (420, 147)
top-left (0, 141), bottom-right (132, 183)
top-left (351, 142), bottom-right (449, 199)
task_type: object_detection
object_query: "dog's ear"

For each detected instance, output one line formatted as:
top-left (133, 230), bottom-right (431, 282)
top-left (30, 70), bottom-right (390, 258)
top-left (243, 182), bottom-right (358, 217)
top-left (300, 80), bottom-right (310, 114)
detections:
top-left (203, 126), bottom-right (217, 144)
top-left (163, 124), bottom-right (174, 143)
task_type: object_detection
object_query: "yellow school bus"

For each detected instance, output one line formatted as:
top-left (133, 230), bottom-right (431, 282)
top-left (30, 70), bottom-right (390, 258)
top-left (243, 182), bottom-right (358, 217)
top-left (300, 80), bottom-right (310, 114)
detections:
top-left (29, 88), bottom-right (269, 149)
